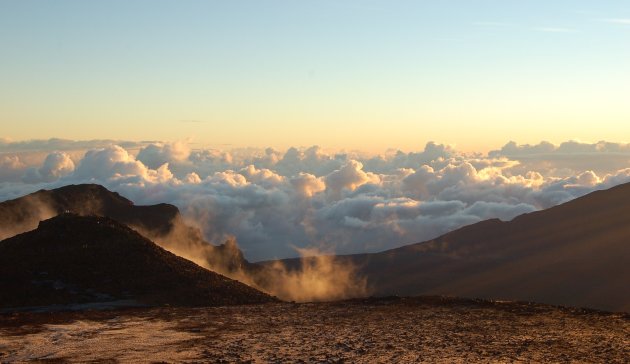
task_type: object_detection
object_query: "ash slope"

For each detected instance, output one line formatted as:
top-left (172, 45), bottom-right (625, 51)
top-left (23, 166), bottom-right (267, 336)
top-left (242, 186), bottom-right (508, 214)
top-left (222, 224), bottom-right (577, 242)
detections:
top-left (0, 214), bottom-right (274, 309)
top-left (328, 182), bottom-right (630, 312)
top-left (0, 183), bottom-right (250, 276)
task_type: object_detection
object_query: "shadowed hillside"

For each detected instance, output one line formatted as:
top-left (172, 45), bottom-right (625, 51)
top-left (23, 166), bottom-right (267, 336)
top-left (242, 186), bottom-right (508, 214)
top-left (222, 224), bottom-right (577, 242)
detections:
top-left (274, 183), bottom-right (630, 311)
top-left (0, 184), bottom-right (178, 239)
top-left (3, 183), bottom-right (629, 309)
top-left (0, 184), bottom-right (251, 278)
top-left (0, 214), bottom-right (275, 309)
top-left (347, 183), bottom-right (630, 311)
top-left (0, 184), bottom-right (367, 302)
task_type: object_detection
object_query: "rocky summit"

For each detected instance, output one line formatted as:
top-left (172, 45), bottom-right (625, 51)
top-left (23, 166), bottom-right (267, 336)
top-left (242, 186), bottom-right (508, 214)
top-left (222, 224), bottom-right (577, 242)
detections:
top-left (0, 214), bottom-right (275, 309)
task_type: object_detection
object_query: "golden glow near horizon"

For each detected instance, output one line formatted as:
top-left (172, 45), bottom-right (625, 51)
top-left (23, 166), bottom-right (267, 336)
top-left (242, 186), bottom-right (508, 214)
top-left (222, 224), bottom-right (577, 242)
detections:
top-left (1, 1), bottom-right (629, 152)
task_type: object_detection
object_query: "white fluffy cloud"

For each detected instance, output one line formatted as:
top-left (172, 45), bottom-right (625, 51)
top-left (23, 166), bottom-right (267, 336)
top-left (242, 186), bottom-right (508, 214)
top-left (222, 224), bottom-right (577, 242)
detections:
top-left (0, 155), bottom-right (27, 182)
top-left (73, 146), bottom-right (173, 184)
top-left (2, 139), bottom-right (630, 260)
top-left (136, 141), bottom-right (191, 169)
top-left (22, 152), bottom-right (75, 183)
top-left (490, 140), bottom-right (630, 177)
top-left (325, 160), bottom-right (380, 199)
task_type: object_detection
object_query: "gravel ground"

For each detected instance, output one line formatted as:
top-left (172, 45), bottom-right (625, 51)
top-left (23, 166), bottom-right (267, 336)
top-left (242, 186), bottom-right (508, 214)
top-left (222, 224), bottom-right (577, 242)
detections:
top-left (0, 297), bottom-right (628, 363)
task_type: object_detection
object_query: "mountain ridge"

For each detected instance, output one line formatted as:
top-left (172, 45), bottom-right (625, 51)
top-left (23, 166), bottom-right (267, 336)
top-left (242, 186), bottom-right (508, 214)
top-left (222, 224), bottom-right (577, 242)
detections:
top-left (0, 213), bottom-right (275, 309)
top-left (271, 182), bottom-right (630, 311)
top-left (0, 184), bottom-right (178, 239)
top-left (2, 183), bottom-right (628, 311)
top-left (0, 184), bottom-right (252, 277)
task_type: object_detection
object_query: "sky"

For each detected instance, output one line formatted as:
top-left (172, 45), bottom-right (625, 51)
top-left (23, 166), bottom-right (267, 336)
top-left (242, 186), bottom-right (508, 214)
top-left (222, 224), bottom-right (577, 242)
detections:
top-left (2, 1), bottom-right (630, 261)
top-left (1, 0), bottom-right (629, 153)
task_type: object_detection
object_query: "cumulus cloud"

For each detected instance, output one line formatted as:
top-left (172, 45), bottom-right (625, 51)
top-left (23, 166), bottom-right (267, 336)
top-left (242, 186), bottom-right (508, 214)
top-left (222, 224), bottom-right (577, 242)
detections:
top-left (73, 146), bottom-right (173, 184)
top-left (0, 155), bottom-right (27, 182)
top-left (290, 173), bottom-right (326, 198)
top-left (136, 141), bottom-right (191, 169)
top-left (491, 140), bottom-right (630, 157)
top-left (325, 160), bottom-right (379, 199)
top-left (22, 152), bottom-right (75, 183)
top-left (490, 140), bottom-right (630, 177)
top-left (2, 139), bottom-right (630, 261)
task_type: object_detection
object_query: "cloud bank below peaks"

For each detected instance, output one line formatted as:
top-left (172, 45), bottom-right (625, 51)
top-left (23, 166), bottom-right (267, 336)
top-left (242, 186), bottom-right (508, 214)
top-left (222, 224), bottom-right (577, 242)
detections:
top-left (2, 139), bottom-right (630, 261)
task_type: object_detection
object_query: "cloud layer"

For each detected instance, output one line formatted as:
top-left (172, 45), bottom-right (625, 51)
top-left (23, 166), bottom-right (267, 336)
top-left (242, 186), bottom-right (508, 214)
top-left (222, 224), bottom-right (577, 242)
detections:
top-left (2, 139), bottom-right (630, 261)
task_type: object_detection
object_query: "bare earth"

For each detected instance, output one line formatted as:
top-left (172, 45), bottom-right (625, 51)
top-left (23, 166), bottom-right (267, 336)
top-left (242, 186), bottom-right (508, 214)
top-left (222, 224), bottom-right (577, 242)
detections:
top-left (0, 297), bottom-right (628, 363)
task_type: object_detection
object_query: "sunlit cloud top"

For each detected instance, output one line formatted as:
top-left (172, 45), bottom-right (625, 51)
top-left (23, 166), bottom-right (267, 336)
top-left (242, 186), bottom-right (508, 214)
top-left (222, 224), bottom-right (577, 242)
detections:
top-left (3, 138), bottom-right (630, 260)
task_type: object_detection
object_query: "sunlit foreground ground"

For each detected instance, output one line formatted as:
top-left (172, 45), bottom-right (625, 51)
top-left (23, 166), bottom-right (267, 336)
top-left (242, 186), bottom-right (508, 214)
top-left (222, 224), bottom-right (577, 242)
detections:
top-left (1, 297), bottom-right (628, 363)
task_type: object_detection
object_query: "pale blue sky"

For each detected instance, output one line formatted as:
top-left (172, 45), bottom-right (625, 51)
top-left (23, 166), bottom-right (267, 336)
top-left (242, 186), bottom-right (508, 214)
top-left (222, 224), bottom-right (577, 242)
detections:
top-left (1, 0), bottom-right (629, 152)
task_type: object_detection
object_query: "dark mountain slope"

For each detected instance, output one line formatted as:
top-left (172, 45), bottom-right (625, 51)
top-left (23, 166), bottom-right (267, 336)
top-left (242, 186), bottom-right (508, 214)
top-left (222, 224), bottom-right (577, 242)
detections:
top-left (0, 184), bottom-right (178, 239)
top-left (0, 214), bottom-right (275, 309)
top-left (274, 183), bottom-right (630, 311)
top-left (0, 184), bottom-right (251, 277)
top-left (348, 182), bottom-right (630, 311)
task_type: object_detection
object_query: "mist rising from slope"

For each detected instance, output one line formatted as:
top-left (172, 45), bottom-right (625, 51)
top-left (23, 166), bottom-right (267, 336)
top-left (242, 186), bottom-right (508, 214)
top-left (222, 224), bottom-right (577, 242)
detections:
top-left (0, 195), bottom-right (56, 240)
top-left (137, 218), bottom-right (368, 302)
top-left (260, 248), bottom-right (369, 302)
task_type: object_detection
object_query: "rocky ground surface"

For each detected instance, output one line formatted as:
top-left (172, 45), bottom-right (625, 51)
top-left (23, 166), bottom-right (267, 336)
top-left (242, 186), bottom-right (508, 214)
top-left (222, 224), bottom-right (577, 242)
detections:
top-left (0, 297), bottom-right (628, 363)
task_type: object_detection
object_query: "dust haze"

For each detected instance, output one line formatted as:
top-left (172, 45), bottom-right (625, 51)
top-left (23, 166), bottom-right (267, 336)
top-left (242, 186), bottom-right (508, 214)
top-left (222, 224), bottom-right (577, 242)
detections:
top-left (139, 217), bottom-right (369, 302)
